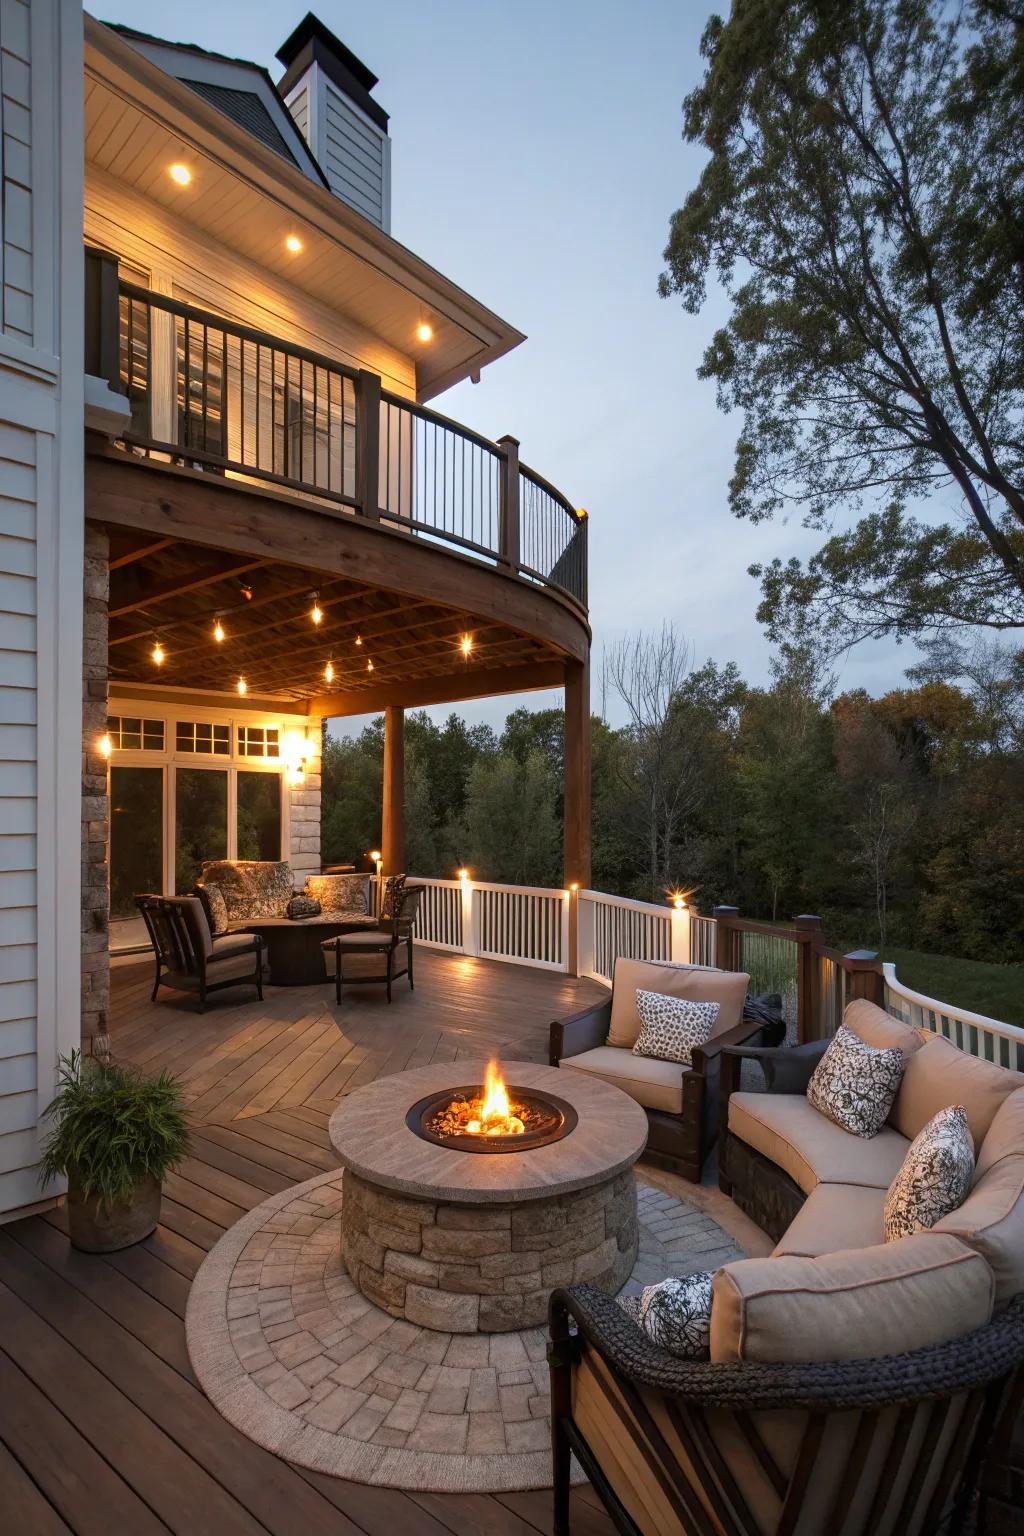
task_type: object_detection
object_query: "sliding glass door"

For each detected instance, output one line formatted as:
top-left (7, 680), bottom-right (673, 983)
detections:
top-left (110, 766), bottom-right (164, 917)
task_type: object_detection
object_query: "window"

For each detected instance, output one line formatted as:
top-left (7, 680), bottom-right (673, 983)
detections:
top-left (176, 720), bottom-right (230, 756)
top-left (108, 715), bottom-right (165, 751)
top-left (175, 768), bottom-right (227, 893)
top-left (237, 771), bottom-right (282, 859)
top-left (110, 766), bottom-right (164, 915)
top-left (237, 725), bottom-right (280, 758)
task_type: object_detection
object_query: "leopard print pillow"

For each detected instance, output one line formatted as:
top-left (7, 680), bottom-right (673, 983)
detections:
top-left (632, 989), bottom-right (719, 1066)
top-left (884, 1105), bottom-right (974, 1241)
top-left (626, 1272), bottom-right (713, 1360)
top-left (807, 1022), bottom-right (905, 1138)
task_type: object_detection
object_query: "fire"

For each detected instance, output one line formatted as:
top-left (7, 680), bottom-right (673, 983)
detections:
top-left (465, 1061), bottom-right (524, 1137)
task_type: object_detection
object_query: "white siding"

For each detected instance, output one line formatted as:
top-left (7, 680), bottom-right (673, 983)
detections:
top-left (0, 0), bottom-right (84, 1219)
top-left (321, 79), bottom-right (388, 231)
top-left (288, 81), bottom-right (309, 142)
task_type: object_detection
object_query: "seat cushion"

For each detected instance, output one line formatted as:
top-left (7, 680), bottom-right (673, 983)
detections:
top-left (332, 928), bottom-right (395, 947)
top-left (843, 997), bottom-right (925, 1060)
top-left (205, 951), bottom-right (260, 982)
top-left (773, 1183), bottom-right (886, 1258)
top-left (560, 1045), bottom-right (686, 1114)
top-left (710, 1233), bottom-right (994, 1364)
top-left (607, 958), bottom-right (749, 1049)
top-left (893, 1036), bottom-right (1024, 1147)
top-left (933, 1153), bottom-right (1024, 1311)
top-left (728, 1092), bottom-right (911, 1194)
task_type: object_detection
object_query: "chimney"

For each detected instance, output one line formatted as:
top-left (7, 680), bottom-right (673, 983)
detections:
top-left (277, 12), bottom-right (391, 233)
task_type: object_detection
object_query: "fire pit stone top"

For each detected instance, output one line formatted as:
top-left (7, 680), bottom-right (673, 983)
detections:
top-left (328, 1059), bottom-right (648, 1206)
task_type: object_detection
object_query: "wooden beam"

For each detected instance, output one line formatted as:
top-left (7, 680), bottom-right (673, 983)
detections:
top-left (382, 706), bottom-right (405, 876)
top-left (87, 449), bottom-right (590, 663)
top-left (108, 536), bottom-right (175, 570)
top-left (309, 658), bottom-right (567, 717)
top-left (108, 557), bottom-right (270, 622)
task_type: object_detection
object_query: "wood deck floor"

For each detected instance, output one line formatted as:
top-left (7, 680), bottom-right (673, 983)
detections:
top-left (0, 949), bottom-right (625, 1536)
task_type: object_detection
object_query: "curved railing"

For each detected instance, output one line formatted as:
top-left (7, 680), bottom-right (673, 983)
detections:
top-left (97, 261), bottom-right (587, 613)
top-left (883, 963), bottom-right (1024, 1071)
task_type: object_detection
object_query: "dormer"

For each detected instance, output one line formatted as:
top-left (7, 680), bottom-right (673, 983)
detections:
top-left (276, 13), bottom-right (391, 233)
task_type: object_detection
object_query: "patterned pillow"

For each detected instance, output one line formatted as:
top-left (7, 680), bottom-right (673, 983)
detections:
top-left (196, 882), bottom-right (229, 936)
top-left (807, 1023), bottom-right (905, 1138)
top-left (287, 895), bottom-right (321, 920)
top-left (305, 874), bottom-right (366, 916)
top-left (884, 1105), bottom-right (975, 1242)
top-left (632, 1273), bottom-right (713, 1360)
top-left (632, 989), bottom-right (719, 1066)
top-left (381, 874), bottom-right (407, 920)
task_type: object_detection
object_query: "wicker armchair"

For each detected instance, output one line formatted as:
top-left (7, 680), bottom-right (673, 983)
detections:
top-left (548, 1283), bottom-right (1024, 1536)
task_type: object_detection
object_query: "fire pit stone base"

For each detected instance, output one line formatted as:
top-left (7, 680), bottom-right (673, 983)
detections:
top-left (341, 1165), bottom-right (638, 1332)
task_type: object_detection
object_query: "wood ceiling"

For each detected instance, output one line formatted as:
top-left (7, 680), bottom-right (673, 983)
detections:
top-left (105, 530), bottom-right (563, 709)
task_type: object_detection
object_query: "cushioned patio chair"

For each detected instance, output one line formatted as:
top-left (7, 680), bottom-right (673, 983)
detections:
top-left (323, 884), bottom-right (424, 1003)
top-left (548, 1282), bottom-right (1024, 1536)
top-left (136, 894), bottom-right (265, 1012)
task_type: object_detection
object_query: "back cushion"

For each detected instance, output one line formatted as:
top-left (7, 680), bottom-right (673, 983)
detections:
top-left (933, 1155), bottom-right (1024, 1311)
top-left (710, 1234), bottom-right (993, 1364)
top-left (843, 998), bottom-right (924, 1060)
top-left (200, 859), bottom-right (294, 919)
top-left (305, 873), bottom-right (367, 915)
top-left (977, 1085), bottom-right (1024, 1179)
top-left (607, 959), bottom-right (750, 1049)
top-left (893, 1036), bottom-right (1024, 1147)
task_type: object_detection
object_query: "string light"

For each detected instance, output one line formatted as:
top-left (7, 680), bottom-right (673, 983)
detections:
top-left (311, 594), bottom-right (323, 625)
top-left (237, 676), bottom-right (247, 697)
top-left (151, 640), bottom-right (165, 666)
top-left (354, 634), bottom-right (363, 647)
top-left (324, 659), bottom-right (335, 684)
top-left (367, 658), bottom-right (374, 672)
top-left (213, 618), bottom-right (225, 643)
top-left (460, 633), bottom-right (473, 658)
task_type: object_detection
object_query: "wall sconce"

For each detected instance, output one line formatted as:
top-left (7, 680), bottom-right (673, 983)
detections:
top-left (283, 729), bottom-right (312, 784)
top-left (98, 733), bottom-right (113, 759)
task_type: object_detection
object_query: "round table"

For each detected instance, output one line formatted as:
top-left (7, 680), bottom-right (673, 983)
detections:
top-left (240, 915), bottom-right (378, 986)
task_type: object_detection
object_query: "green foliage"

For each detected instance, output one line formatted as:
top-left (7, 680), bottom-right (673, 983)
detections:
top-left (662, 0), bottom-right (1024, 648)
top-left (461, 751), bottom-right (561, 887)
top-left (41, 1051), bottom-right (190, 1211)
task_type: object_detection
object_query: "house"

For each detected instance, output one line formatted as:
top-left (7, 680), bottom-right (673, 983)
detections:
top-left (0, 4), bottom-right (591, 1223)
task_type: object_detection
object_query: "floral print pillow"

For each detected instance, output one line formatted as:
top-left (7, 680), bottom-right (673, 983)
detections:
top-left (884, 1105), bottom-right (974, 1241)
top-left (807, 1023), bottom-right (906, 1138)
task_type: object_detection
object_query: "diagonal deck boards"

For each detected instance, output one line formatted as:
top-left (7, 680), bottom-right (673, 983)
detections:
top-left (0, 949), bottom-right (617, 1536)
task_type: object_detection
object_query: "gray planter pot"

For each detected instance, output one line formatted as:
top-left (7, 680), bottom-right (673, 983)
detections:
top-left (67, 1171), bottom-right (162, 1253)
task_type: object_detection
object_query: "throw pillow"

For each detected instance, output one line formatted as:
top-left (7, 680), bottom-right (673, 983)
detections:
top-left (807, 1023), bottom-right (905, 1138)
top-left (632, 989), bottom-right (720, 1066)
top-left (381, 873), bottom-right (407, 920)
top-left (196, 882), bottom-right (229, 936)
top-left (287, 895), bottom-right (321, 920)
top-left (884, 1105), bottom-right (975, 1242)
top-left (633, 1273), bottom-right (713, 1360)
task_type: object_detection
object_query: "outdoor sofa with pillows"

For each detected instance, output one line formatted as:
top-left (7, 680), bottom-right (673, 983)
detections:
top-left (195, 859), bottom-right (372, 932)
top-left (548, 997), bottom-right (1024, 1535)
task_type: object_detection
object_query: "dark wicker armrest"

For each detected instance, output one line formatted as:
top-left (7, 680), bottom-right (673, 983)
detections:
top-left (549, 998), bottom-right (612, 1064)
top-left (691, 1009), bottom-right (783, 1075)
top-left (719, 1037), bottom-right (829, 1101)
top-left (548, 1285), bottom-right (1024, 1411)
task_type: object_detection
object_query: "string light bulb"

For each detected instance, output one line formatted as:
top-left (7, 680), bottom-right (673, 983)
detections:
top-left (213, 618), bottom-right (225, 643)
top-left (311, 594), bottom-right (323, 626)
top-left (151, 640), bottom-right (165, 667)
top-left (324, 659), bottom-right (335, 684)
top-left (367, 658), bottom-right (374, 672)
top-left (460, 633), bottom-right (473, 658)
top-left (354, 634), bottom-right (363, 647)
top-left (237, 676), bottom-right (247, 697)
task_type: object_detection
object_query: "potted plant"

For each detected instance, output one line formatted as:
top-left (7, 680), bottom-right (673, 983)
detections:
top-left (41, 1050), bottom-right (190, 1253)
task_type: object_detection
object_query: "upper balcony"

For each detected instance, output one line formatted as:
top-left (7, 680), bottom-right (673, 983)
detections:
top-left (84, 250), bottom-right (588, 619)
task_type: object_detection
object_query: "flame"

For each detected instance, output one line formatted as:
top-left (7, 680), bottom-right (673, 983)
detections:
top-left (467, 1061), bottom-right (524, 1137)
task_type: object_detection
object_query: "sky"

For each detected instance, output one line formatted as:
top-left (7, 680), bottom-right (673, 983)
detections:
top-left (98, 0), bottom-right (926, 737)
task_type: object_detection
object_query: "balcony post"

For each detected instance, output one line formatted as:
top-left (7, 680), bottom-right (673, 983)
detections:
top-left (381, 705), bottom-right (405, 874)
top-left (563, 659), bottom-right (591, 975)
top-left (497, 434), bottom-right (520, 572)
top-left (712, 907), bottom-right (740, 972)
top-left (795, 914), bottom-right (824, 1043)
top-left (84, 246), bottom-right (121, 392)
top-left (840, 949), bottom-right (886, 1011)
top-left (355, 369), bottom-right (381, 521)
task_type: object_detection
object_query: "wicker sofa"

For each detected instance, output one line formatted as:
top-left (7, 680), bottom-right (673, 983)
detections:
top-left (548, 998), bottom-right (1024, 1534)
top-left (550, 958), bottom-right (785, 1182)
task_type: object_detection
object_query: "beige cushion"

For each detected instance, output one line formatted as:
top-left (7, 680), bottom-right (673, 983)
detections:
top-left (560, 1045), bottom-right (685, 1114)
top-left (977, 1084), bottom-right (1024, 1178)
top-left (728, 1092), bottom-right (910, 1194)
top-left (933, 1154), bottom-right (1024, 1311)
top-left (773, 1182), bottom-right (886, 1258)
top-left (843, 997), bottom-right (925, 1059)
top-left (206, 951), bottom-right (260, 983)
top-left (893, 1036), bottom-right (1024, 1147)
top-left (607, 958), bottom-right (749, 1049)
top-left (710, 1234), bottom-right (994, 1363)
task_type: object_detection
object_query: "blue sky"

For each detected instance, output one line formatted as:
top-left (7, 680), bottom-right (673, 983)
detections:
top-left (98, 0), bottom-right (926, 733)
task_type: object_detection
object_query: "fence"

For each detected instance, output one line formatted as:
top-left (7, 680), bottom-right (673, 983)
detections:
top-left (883, 963), bottom-right (1024, 1072)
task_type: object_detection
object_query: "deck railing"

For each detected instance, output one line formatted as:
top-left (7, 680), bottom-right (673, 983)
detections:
top-left (883, 964), bottom-right (1024, 1072)
top-left (87, 251), bottom-right (587, 613)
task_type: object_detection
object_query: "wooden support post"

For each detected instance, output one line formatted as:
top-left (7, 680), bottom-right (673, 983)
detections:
top-left (497, 434), bottom-right (520, 572)
top-left (381, 705), bottom-right (405, 874)
top-left (841, 949), bottom-right (886, 1009)
top-left (563, 659), bottom-right (591, 975)
top-left (795, 914), bottom-right (824, 1043)
top-left (712, 906), bottom-right (740, 972)
top-left (355, 369), bottom-right (381, 521)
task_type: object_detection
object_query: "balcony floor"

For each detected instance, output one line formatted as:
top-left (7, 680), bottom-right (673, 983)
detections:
top-left (0, 949), bottom-right (637, 1536)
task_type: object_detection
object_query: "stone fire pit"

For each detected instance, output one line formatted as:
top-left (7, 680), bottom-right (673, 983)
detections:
top-left (328, 1059), bottom-right (648, 1332)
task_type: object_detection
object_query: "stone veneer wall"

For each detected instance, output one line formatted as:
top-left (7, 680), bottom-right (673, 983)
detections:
top-left (288, 716), bottom-right (321, 880)
top-left (341, 1166), bottom-right (638, 1333)
top-left (81, 523), bottom-right (110, 1053)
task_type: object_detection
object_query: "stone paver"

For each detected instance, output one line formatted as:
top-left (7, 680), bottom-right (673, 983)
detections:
top-left (189, 1169), bottom-right (742, 1491)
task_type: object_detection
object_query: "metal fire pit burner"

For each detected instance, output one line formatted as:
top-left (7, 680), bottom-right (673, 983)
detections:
top-left (406, 1084), bottom-right (579, 1153)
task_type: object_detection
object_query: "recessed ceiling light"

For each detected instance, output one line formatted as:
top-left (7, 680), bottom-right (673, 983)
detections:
top-left (237, 676), bottom-right (247, 697)
top-left (285, 234), bottom-right (302, 254)
top-left (169, 163), bottom-right (192, 187)
top-left (416, 322), bottom-right (433, 343)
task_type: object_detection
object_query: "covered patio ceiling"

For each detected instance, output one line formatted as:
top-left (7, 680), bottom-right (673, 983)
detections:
top-left (104, 527), bottom-right (567, 715)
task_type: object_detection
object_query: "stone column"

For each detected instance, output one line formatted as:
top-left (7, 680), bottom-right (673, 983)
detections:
top-left (289, 716), bottom-right (322, 879)
top-left (81, 523), bottom-right (110, 1055)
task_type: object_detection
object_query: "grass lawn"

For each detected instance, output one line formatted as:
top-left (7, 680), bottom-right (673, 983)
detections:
top-left (872, 946), bottom-right (1024, 1029)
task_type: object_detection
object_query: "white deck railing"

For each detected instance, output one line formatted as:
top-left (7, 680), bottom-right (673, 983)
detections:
top-left (406, 876), bottom-right (569, 971)
top-left (576, 889), bottom-right (689, 987)
top-left (883, 963), bottom-right (1024, 1072)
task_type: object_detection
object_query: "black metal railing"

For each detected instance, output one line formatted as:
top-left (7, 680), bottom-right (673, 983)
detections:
top-left (86, 247), bottom-right (587, 612)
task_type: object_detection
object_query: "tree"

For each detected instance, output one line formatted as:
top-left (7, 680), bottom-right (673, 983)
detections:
top-left (661, 0), bottom-right (1024, 650)
top-left (460, 751), bottom-right (561, 886)
top-left (833, 696), bottom-right (919, 945)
